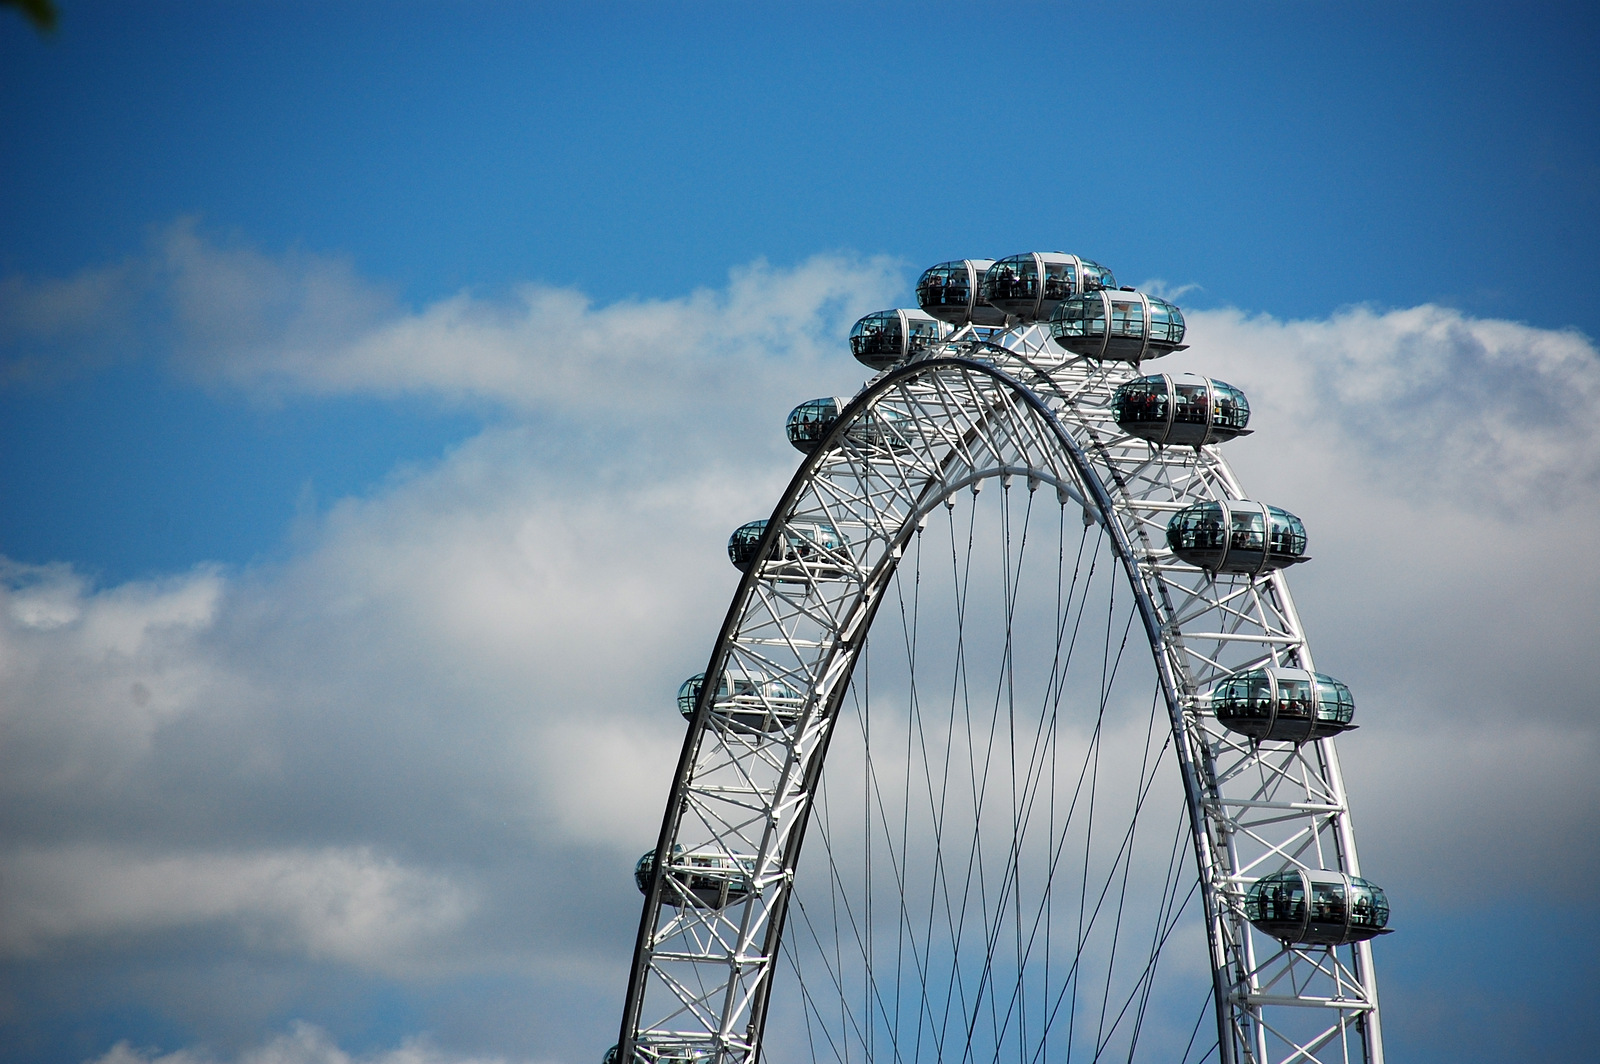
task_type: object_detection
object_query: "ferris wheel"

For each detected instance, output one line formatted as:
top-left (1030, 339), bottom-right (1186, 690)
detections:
top-left (612, 252), bottom-right (1390, 1064)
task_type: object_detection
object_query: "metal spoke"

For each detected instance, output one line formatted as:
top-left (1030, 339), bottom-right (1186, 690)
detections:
top-left (617, 320), bottom-right (1384, 1064)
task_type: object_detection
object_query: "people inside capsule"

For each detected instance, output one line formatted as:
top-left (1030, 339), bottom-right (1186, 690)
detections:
top-left (1050, 288), bottom-right (1187, 363)
top-left (1244, 869), bottom-right (1391, 946)
top-left (678, 671), bottom-right (804, 730)
top-left (979, 253), bottom-right (1116, 322)
top-left (1166, 501), bottom-right (1308, 575)
top-left (728, 518), bottom-right (845, 576)
top-left (1210, 667), bottom-right (1355, 742)
top-left (785, 397), bottom-right (844, 453)
top-left (916, 259), bottom-right (1005, 326)
top-left (635, 846), bottom-right (757, 909)
top-left (849, 309), bottom-right (953, 371)
top-left (786, 397), bottom-right (912, 454)
top-left (1112, 374), bottom-right (1251, 448)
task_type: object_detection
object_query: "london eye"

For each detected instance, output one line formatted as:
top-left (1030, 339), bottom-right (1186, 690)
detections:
top-left (613, 251), bottom-right (1390, 1064)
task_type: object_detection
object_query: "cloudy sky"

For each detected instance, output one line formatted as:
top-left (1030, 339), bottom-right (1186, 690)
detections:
top-left (1, 3), bottom-right (1597, 1063)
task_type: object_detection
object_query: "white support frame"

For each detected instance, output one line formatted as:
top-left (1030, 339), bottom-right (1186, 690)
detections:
top-left (617, 323), bottom-right (1384, 1064)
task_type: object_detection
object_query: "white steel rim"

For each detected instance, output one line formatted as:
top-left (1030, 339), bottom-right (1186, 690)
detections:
top-left (618, 323), bottom-right (1384, 1064)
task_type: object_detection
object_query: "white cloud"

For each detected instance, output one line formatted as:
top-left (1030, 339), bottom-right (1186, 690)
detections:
top-left (0, 560), bottom-right (229, 790)
top-left (1134, 278), bottom-right (1204, 302)
top-left (3, 234), bottom-right (1599, 1057)
top-left (1, 220), bottom-right (901, 417)
top-left (159, 221), bottom-right (400, 379)
top-left (1, 846), bottom-right (473, 971)
top-left (0, 240), bottom-right (902, 1010)
top-left (1172, 305), bottom-right (1600, 727)
top-left (1186, 304), bottom-right (1600, 507)
top-left (1167, 305), bottom-right (1600, 895)
top-left (151, 220), bottom-right (901, 420)
top-left (88, 1022), bottom-right (522, 1064)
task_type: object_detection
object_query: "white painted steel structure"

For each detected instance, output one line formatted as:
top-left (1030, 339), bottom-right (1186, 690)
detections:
top-left (617, 313), bottom-right (1385, 1064)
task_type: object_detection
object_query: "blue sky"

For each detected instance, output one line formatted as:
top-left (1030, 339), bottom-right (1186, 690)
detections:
top-left (4, 1), bottom-right (1598, 582)
top-left (1, 3), bottom-right (1597, 1064)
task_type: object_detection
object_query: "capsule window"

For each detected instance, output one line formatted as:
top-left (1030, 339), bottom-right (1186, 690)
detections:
top-left (1212, 666), bottom-right (1355, 741)
top-left (1243, 673), bottom-right (1274, 716)
top-left (988, 257), bottom-right (1038, 303)
top-left (1081, 261), bottom-right (1117, 291)
top-left (1350, 878), bottom-right (1390, 928)
top-left (1043, 261), bottom-right (1075, 300)
top-left (1248, 874), bottom-right (1305, 924)
top-left (678, 670), bottom-right (803, 730)
top-left (1213, 382), bottom-right (1249, 430)
top-left (1110, 300), bottom-right (1143, 338)
top-left (1168, 507), bottom-right (1225, 551)
top-left (918, 264), bottom-right (970, 309)
top-left (1268, 510), bottom-right (1308, 555)
top-left (786, 397), bottom-right (844, 453)
top-left (636, 847), bottom-right (757, 909)
top-left (906, 317), bottom-right (945, 345)
top-left (1067, 298), bottom-right (1103, 336)
top-left (1276, 677), bottom-right (1312, 719)
top-left (1244, 869), bottom-right (1391, 944)
top-left (1147, 301), bottom-right (1186, 344)
top-left (788, 397), bottom-right (910, 455)
top-left (1313, 673), bottom-right (1355, 725)
top-left (1148, 301), bottom-right (1171, 339)
top-left (947, 268), bottom-right (970, 303)
top-left (1166, 501), bottom-right (1308, 574)
top-left (605, 1044), bottom-right (714, 1064)
top-left (1051, 291), bottom-right (1185, 363)
top-left (918, 259), bottom-right (1006, 325)
top-left (1111, 378), bottom-right (1168, 424)
top-left (1229, 508), bottom-right (1265, 552)
top-left (1173, 382), bottom-right (1209, 424)
top-left (1309, 880), bottom-right (1347, 924)
top-left (729, 518), bottom-right (846, 577)
top-left (676, 673), bottom-right (727, 718)
top-left (850, 312), bottom-right (901, 362)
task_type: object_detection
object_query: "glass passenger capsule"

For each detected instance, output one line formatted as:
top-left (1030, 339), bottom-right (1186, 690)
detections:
top-left (1111, 373), bottom-right (1251, 448)
top-left (677, 671), bottom-right (805, 731)
top-left (849, 309), bottom-right (954, 371)
top-left (915, 258), bottom-right (1005, 326)
top-left (1209, 666), bottom-right (1355, 742)
top-left (980, 253), bottom-right (1116, 322)
top-left (1245, 869), bottom-right (1391, 946)
top-left (635, 846), bottom-right (757, 909)
top-left (604, 1043), bottom-right (715, 1064)
top-left (786, 397), bottom-right (846, 453)
top-left (728, 518), bottom-right (846, 578)
top-left (785, 396), bottom-right (911, 455)
top-left (1049, 288), bottom-right (1187, 363)
top-left (1165, 501), bottom-right (1308, 575)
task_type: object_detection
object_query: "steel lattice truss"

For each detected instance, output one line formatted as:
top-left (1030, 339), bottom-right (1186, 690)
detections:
top-left (618, 323), bottom-right (1383, 1064)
